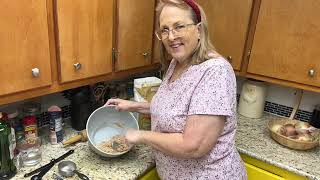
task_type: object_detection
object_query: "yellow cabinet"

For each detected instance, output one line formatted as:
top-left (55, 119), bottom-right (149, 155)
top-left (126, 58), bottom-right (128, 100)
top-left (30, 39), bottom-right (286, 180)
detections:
top-left (139, 168), bottom-right (160, 180)
top-left (115, 0), bottom-right (155, 71)
top-left (56, 0), bottom-right (114, 83)
top-left (0, 0), bottom-right (52, 96)
top-left (241, 153), bottom-right (308, 180)
top-left (244, 162), bottom-right (284, 180)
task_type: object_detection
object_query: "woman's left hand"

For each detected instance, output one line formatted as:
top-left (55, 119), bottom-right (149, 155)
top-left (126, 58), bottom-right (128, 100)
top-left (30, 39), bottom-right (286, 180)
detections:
top-left (125, 129), bottom-right (143, 144)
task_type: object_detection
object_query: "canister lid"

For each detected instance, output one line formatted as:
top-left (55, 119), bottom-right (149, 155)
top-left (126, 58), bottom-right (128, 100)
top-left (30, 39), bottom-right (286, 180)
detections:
top-left (22, 102), bottom-right (41, 114)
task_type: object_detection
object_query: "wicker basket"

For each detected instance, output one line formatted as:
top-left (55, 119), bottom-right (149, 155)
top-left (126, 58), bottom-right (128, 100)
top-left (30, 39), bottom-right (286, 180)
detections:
top-left (267, 118), bottom-right (320, 150)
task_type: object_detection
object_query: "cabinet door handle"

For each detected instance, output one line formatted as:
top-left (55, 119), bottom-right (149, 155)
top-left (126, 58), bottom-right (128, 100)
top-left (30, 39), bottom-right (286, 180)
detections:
top-left (308, 69), bottom-right (315, 77)
top-left (227, 56), bottom-right (232, 63)
top-left (73, 63), bottom-right (82, 70)
top-left (32, 68), bottom-right (40, 77)
top-left (142, 52), bottom-right (149, 58)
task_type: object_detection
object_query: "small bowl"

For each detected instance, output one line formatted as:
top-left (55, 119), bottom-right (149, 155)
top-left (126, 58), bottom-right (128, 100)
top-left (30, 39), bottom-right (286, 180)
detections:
top-left (86, 106), bottom-right (139, 157)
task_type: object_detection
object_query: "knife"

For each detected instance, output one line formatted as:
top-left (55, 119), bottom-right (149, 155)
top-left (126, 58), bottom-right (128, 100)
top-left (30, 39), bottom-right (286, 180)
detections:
top-left (24, 149), bottom-right (74, 178)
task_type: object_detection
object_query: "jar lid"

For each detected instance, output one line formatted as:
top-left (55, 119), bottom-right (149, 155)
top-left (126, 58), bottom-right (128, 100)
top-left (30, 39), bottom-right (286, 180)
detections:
top-left (7, 110), bottom-right (19, 119)
top-left (22, 102), bottom-right (41, 114)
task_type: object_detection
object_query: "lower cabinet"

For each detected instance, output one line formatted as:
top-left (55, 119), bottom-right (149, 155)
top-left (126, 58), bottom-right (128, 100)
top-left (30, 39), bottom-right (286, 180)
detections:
top-left (139, 167), bottom-right (160, 180)
top-left (240, 153), bottom-right (308, 180)
top-left (139, 154), bottom-right (308, 180)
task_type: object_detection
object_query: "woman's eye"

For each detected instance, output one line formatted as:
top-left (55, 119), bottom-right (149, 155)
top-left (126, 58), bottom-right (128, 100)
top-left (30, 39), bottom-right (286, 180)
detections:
top-left (161, 28), bottom-right (169, 34)
top-left (175, 25), bottom-right (186, 30)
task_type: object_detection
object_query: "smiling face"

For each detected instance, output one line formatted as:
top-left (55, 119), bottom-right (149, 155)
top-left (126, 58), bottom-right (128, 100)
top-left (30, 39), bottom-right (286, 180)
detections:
top-left (159, 5), bottom-right (200, 64)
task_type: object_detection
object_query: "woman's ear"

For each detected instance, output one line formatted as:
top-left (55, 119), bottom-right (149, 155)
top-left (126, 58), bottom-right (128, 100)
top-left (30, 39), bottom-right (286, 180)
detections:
top-left (197, 23), bottom-right (202, 39)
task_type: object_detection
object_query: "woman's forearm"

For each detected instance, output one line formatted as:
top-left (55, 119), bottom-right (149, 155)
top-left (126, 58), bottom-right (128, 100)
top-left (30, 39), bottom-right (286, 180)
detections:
top-left (130, 102), bottom-right (150, 114)
top-left (139, 131), bottom-right (203, 159)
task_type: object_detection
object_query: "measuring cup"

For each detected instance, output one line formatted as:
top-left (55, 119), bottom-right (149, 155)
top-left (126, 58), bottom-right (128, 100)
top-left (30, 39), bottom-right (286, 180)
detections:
top-left (58, 161), bottom-right (89, 180)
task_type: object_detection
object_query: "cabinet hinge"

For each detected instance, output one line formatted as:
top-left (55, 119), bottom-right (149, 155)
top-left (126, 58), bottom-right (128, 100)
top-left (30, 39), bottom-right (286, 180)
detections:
top-left (112, 48), bottom-right (119, 64)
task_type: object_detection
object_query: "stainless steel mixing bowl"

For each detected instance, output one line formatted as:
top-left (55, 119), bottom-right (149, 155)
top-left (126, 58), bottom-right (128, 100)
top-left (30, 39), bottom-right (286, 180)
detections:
top-left (86, 106), bottom-right (139, 157)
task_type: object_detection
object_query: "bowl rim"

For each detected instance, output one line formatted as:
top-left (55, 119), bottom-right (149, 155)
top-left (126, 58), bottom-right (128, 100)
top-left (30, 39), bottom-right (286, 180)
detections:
top-left (86, 106), bottom-right (139, 157)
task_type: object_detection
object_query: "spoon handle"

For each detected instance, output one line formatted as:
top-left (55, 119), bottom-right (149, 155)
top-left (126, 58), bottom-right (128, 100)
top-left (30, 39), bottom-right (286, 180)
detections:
top-left (74, 170), bottom-right (90, 180)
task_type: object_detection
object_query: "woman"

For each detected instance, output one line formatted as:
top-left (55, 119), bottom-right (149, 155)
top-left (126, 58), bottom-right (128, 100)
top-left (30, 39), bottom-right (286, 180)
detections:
top-left (106, 0), bottom-right (247, 179)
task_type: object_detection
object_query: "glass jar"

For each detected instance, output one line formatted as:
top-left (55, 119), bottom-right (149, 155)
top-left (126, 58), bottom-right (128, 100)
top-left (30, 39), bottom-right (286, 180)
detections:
top-left (21, 102), bottom-right (41, 120)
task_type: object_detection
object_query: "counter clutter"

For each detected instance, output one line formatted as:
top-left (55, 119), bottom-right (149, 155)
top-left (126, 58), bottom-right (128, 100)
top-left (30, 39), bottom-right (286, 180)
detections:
top-left (12, 125), bottom-right (155, 180)
top-left (10, 113), bottom-right (320, 180)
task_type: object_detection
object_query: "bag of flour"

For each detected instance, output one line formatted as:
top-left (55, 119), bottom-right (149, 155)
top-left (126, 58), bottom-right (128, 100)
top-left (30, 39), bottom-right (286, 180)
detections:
top-left (134, 77), bottom-right (162, 130)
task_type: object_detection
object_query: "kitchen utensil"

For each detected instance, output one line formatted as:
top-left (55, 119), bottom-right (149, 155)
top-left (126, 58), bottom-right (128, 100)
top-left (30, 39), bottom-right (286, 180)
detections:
top-left (58, 161), bottom-right (89, 180)
top-left (24, 149), bottom-right (74, 178)
top-left (86, 106), bottom-right (139, 157)
top-left (267, 118), bottom-right (320, 150)
top-left (53, 173), bottom-right (64, 180)
top-left (62, 130), bottom-right (88, 146)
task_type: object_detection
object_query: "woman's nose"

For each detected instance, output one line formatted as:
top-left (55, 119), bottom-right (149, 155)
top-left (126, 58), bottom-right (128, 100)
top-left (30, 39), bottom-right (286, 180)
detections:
top-left (168, 30), bottom-right (176, 41)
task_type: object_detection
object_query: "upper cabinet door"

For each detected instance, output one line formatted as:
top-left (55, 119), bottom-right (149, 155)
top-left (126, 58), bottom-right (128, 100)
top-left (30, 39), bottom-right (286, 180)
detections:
top-left (197, 0), bottom-right (253, 71)
top-left (0, 0), bottom-right (52, 96)
top-left (248, 0), bottom-right (320, 87)
top-left (56, 0), bottom-right (114, 83)
top-left (116, 0), bottom-right (155, 71)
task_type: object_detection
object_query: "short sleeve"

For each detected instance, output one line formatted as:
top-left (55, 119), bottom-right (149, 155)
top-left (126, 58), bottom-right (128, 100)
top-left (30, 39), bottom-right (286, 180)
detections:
top-left (187, 62), bottom-right (236, 116)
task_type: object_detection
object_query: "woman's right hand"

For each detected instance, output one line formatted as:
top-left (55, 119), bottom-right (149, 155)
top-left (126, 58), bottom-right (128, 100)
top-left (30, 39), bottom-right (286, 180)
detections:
top-left (104, 98), bottom-right (136, 111)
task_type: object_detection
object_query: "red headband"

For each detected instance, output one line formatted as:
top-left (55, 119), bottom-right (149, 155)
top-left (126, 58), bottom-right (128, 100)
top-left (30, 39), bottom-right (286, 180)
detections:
top-left (183, 0), bottom-right (201, 22)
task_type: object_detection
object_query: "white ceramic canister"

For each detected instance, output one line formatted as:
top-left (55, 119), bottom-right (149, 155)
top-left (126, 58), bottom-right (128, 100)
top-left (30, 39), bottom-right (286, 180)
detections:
top-left (238, 79), bottom-right (267, 118)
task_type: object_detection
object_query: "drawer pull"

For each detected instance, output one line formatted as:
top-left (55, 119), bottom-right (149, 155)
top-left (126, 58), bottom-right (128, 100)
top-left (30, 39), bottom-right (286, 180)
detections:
top-left (32, 68), bottom-right (40, 77)
top-left (142, 52), bottom-right (149, 58)
top-left (227, 56), bottom-right (232, 63)
top-left (74, 63), bottom-right (82, 70)
top-left (308, 69), bottom-right (315, 77)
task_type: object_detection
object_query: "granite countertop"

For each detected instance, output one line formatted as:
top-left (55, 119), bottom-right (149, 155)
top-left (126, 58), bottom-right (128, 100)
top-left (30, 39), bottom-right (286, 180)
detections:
top-left (236, 113), bottom-right (320, 180)
top-left (11, 113), bottom-right (320, 180)
top-left (12, 126), bottom-right (155, 180)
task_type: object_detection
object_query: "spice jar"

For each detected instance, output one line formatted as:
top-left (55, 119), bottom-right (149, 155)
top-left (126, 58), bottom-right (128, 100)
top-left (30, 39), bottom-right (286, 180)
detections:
top-left (22, 116), bottom-right (38, 139)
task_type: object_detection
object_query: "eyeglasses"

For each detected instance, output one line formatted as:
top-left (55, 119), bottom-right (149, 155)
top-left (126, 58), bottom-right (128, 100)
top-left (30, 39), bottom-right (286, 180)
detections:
top-left (155, 23), bottom-right (197, 40)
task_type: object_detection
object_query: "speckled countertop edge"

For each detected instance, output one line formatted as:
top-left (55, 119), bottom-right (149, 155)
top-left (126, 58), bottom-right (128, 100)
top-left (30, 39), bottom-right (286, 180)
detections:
top-left (236, 113), bottom-right (320, 180)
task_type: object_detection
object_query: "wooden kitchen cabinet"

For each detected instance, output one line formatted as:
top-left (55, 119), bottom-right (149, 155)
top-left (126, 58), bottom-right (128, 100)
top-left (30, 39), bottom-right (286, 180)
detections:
top-left (0, 0), bottom-right (52, 96)
top-left (197, 0), bottom-right (253, 71)
top-left (115, 0), bottom-right (155, 71)
top-left (246, 0), bottom-right (320, 88)
top-left (55, 0), bottom-right (114, 83)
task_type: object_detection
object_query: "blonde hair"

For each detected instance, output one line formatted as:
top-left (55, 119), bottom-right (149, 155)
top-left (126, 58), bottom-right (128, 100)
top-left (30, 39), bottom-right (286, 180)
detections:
top-left (156, 0), bottom-right (219, 70)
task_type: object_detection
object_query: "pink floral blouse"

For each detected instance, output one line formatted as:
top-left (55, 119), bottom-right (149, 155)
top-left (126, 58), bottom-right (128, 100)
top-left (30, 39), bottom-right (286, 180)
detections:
top-left (150, 57), bottom-right (247, 180)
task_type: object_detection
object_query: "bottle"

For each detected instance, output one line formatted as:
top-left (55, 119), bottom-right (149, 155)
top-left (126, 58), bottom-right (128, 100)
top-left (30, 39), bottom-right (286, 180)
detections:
top-left (0, 112), bottom-right (17, 179)
top-left (309, 104), bottom-right (320, 128)
top-left (48, 105), bottom-right (63, 144)
top-left (71, 87), bottom-right (92, 131)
